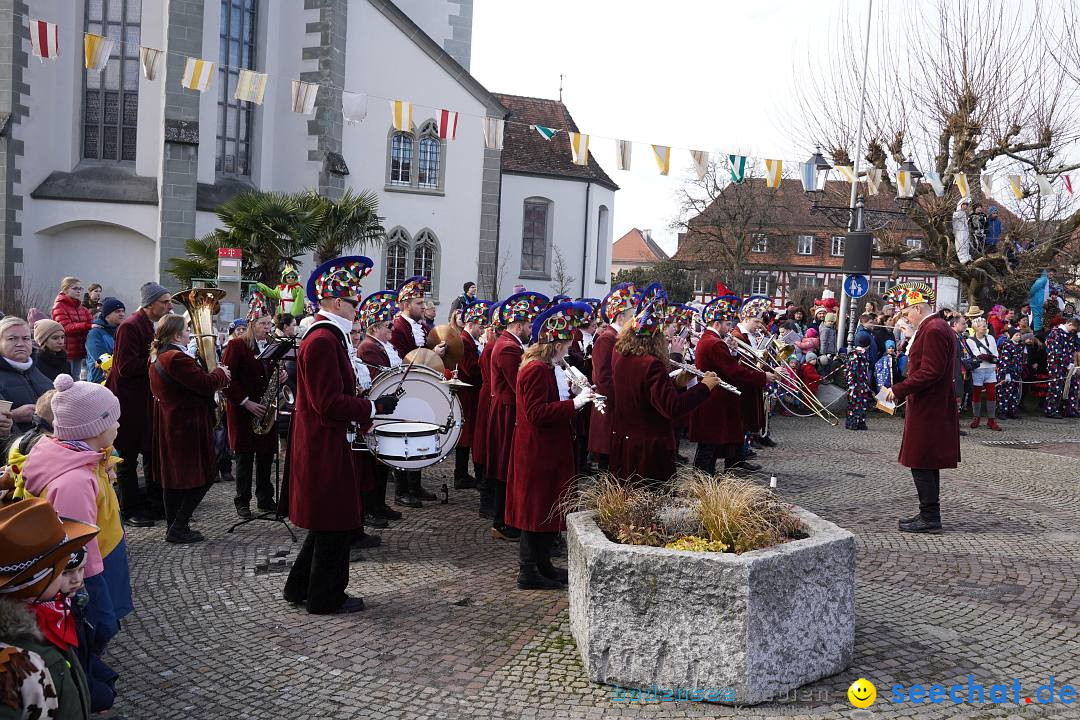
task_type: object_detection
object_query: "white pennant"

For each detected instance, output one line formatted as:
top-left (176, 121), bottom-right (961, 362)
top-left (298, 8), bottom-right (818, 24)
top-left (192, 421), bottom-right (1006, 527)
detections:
top-left (342, 92), bottom-right (368, 125)
top-left (615, 140), bottom-right (632, 171)
top-left (290, 81), bottom-right (319, 115)
top-left (690, 150), bottom-right (709, 180)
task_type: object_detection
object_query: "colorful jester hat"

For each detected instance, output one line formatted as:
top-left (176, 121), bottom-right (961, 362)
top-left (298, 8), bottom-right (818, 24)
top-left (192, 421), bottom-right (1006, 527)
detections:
top-left (463, 299), bottom-right (494, 327)
top-left (246, 288), bottom-right (272, 322)
top-left (601, 282), bottom-right (638, 323)
top-left (358, 290), bottom-right (398, 330)
top-left (396, 275), bottom-right (429, 306)
top-left (632, 283), bottom-right (668, 337)
top-left (885, 281), bottom-right (936, 310)
top-left (549, 294), bottom-right (573, 307)
top-left (702, 295), bottom-right (741, 324)
top-left (500, 291), bottom-right (550, 325)
top-left (306, 255), bottom-right (374, 305)
top-left (739, 295), bottom-right (772, 322)
top-left (668, 303), bottom-right (698, 329)
top-left (531, 301), bottom-right (593, 344)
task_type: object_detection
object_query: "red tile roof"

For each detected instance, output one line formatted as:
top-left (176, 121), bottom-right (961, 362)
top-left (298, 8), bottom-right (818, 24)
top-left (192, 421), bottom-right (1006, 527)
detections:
top-left (612, 228), bottom-right (668, 263)
top-left (492, 93), bottom-right (618, 191)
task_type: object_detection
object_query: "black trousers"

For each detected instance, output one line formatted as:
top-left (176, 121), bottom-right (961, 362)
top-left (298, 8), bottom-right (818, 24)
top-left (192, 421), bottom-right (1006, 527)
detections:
top-left (235, 452), bottom-right (274, 506)
top-left (454, 446), bottom-right (472, 477)
top-left (593, 453), bottom-right (609, 470)
top-left (519, 531), bottom-right (555, 568)
top-left (283, 529), bottom-right (352, 614)
top-left (911, 468), bottom-right (941, 522)
top-left (163, 484), bottom-right (210, 531)
top-left (116, 447), bottom-right (160, 516)
top-left (362, 464), bottom-right (389, 513)
top-left (693, 443), bottom-right (718, 475)
top-left (493, 479), bottom-right (508, 528)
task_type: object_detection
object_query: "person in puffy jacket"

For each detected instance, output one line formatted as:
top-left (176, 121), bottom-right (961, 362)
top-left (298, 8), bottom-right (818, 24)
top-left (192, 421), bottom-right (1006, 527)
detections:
top-left (51, 277), bottom-right (94, 378)
top-left (84, 297), bottom-right (125, 383)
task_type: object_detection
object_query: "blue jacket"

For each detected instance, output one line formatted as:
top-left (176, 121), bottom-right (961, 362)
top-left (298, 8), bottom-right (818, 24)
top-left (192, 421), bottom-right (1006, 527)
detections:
top-left (1028, 272), bottom-right (1049, 331)
top-left (84, 316), bottom-right (117, 383)
top-left (985, 208), bottom-right (1002, 248)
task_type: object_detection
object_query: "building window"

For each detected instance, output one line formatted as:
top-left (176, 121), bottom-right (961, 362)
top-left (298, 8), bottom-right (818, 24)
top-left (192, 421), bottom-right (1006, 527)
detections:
top-left (383, 227), bottom-right (441, 299)
top-left (386, 120), bottom-right (446, 192)
top-left (389, 133), bottom-right (412, 185)
top-left (417, 124), bottom-right (441, 188)
top-left (83, 0), bottom-right (141, 161)
top-left (874, 279), bottom-right (890, 296)
top-left (796, 235), bottom-right (814, 255)
top-left (216, 0), bottom-right (258, 175)
top-left (905, 236), bottom-right (923, 250)
top-left (384, 228), bottom-right (410, 292)
top-left (831, 236), bottom-right (845, 256)
top-left (750, 273), bottom-right (770, 296)
top-left (521, 197), bottom-right (552, 276)
top-left (413, 229), bottom-right (440, 296)
top-left (751, 233), bottom-right (768, 253)
top-left (872, 237), bottom-right (881, 257)
top-left (595, 205), bottom-right (609, 282)
top-left (792, 273), bottom-right (823, 289)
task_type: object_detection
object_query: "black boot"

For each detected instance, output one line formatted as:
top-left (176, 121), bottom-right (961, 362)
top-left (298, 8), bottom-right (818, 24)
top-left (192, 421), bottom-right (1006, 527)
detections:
top-left (411, 471), bottom-right (436, 501)
top-left (454, 447), bottom-right (477, 489)
top-left (535, 533), bottom-right (568, 584)
top-left (394, 470), bottom-right (422, 508)
top-left (517, 564), bottom-right (564, 590)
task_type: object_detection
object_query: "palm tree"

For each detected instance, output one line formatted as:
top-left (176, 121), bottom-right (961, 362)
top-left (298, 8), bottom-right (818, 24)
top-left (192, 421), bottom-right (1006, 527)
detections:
top-left (297, 189), bottom-right (385, 263)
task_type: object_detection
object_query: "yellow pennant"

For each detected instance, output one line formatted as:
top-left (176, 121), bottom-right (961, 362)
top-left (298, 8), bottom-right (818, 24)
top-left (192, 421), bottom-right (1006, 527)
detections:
top-left (835, 165), bottom-right (856, 183)
top-left (181, 57), bottom-right (215, 91)
top-left (83, 32), bottom-right (113, 71)
top-left (764, 159), bottom-right (782, 188)
top-left (1008, 175), bottom-right (1024, 199)
top-left (652, 145), bottom-right (671, 175)
top-left (569, 132), bottom-right (590, 166)
top-left (234, 69), bottom-right (268, 105)
top-left (390, 100), bottom-right (413, 131)
top-left (954, 173), bottom-right (970, 198)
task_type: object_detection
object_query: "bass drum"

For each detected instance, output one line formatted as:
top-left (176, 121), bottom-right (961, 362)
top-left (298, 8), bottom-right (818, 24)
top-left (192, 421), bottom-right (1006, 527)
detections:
top-left (365, 365), bottom-right (462, 470)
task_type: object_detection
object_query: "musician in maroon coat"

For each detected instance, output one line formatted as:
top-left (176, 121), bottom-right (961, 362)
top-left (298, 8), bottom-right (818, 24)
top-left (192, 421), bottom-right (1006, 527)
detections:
top-left (883, 282), bottom-right (960, 534)
top-left (487, 290), bottom-right (550, 541)
top-left (107, 281), bottom-right (175, 527)
top-left (587, 283), bottom-right (638, 470)
top-left (222, 312), bottom-right (280, 518)
top-left (454, 300), bottom-right (491, 489)
top-left (568, 298), bottom-right (600, 471)
top-left (507, 302), bottom-right (596, 590)
top-left (690, 296), bottom-right (777, 476)
top-left (609, 284), bottom-right (719, 487)
top-left (731, 296), bottom-right (775, 448)
top-left (148, 314), bottom-right (230, 543)
top-left (283, 256), bottom-right (400, 615)
top-left (474, 306), bottom-right (502, 519)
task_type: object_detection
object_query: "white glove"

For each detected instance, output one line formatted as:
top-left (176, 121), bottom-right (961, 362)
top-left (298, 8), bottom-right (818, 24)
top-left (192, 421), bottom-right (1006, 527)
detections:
top-left (573, 389), bottom-right (594, 410)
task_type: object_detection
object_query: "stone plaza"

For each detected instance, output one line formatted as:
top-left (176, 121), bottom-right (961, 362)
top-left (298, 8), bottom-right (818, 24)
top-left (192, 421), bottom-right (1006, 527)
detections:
top-left (109, 414), bottom-right (1079, 719)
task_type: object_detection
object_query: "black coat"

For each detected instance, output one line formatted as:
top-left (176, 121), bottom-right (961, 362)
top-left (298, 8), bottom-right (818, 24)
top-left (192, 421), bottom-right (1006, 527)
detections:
top-left (0, 356), bottom-right (54, 433)
top-left (33, 347), bottom-right (69, 382)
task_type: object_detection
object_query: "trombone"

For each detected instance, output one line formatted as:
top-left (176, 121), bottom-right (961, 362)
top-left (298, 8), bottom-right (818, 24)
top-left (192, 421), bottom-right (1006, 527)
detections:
top-left (729, 335), bottom-right (840, 426)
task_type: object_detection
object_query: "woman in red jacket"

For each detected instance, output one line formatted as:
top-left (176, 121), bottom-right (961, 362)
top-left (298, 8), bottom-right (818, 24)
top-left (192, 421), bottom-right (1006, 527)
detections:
top-left (506, 302), bottom-right (596, 590)
top-left (51, 276), bottom-right (94, 378)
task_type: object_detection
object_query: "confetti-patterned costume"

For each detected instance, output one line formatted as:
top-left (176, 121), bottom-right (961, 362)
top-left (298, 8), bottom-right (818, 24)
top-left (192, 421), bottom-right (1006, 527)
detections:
top-left (995, 337), bottom-right (1026, 417)
top-left (1044, 327), bottom-right (1079, 417)
top-left (845, 351), bottom-right (874, 430)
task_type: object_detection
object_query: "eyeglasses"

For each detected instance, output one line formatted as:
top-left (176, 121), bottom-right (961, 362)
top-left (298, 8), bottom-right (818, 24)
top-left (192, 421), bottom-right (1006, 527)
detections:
top-left (340, 298), bottom-right (360, 308)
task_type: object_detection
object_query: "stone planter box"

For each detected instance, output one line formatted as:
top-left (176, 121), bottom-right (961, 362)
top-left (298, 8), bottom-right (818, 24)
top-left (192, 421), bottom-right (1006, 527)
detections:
top-left (567, 507), bottom-right (855, 705)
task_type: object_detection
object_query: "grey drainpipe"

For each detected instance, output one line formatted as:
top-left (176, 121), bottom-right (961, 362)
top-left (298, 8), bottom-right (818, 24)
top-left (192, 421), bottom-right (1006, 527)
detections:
top-left (580, 181), bottom-right (591, 297)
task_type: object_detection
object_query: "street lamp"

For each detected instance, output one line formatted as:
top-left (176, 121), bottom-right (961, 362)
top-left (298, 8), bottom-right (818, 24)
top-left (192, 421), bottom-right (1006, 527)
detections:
top-left (805, 146), bottom-right (833, 199)
top-left (899, 156), bottom-right (923, 181)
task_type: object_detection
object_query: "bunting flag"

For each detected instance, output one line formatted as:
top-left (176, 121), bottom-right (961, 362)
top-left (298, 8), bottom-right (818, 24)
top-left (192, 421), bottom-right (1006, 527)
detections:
top-left (1037, 175), bottom-right (1055, 195)
top-left (1064, 175), bottom-right (1074, 195)
top-left (181, 58), bottom-right (215, 91)
top-left (342, 91), bottom-right (368, 124)
top-left (83, 33), bottom-right (113, 71)
top-left (652, 145), bottom-right (671, 175)
top-left (483, 117), bottom-right (504, 150)
top-left (980, 173), bottom-right (995, 199)
top-left (390, 100), bottom-right (413, 131)
top-left (729, 155), bottom-right (747, 183)
top-left (835, 165), bottom-right (856, 183)
top-left (569, 132), bottom-right (590, 166)
top-left (690, 150), bottom-right (709, 180)
top-left (896, 170), bottom-right (914, 198)
top-left (436, 109), bottom-right (458, 139)
top-left (924, 171), bottom-right (944, 197)
top-left (799, 162), bottom-right (818, 192)
top-left (954, 173), bottom-right (970, 198)
top-left (1008, 175), bottom-right (1024, 199)
top-left (29, 19), bottom-right (60, 60)
top-left (234, 69), bottom-right (268, 104)
top-left (764, 159), bottom-right (782, 188)
top-left (866, 168), bottom-right (883, 195)
top-left (291, 80), bottom-right (319, 114)
top-left (139, 46), bottom-right (163, 80)
top-left (616, 140), bottom-right (632, 171)
top-left (533, 124), bottom-right (557, 140)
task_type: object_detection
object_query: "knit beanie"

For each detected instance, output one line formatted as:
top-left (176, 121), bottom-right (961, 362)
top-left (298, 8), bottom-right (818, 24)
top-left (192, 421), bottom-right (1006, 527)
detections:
top-left (825, 312), bottom-right (837, 324)
top-left (50, 374), bottom-right (121, 441)
top-left (26, 307), bottom-right (46, 326)
top-left (140, 282), bottom-right (169, 308)
top-left (99, 296), bottom-right (125, 318)
top-left (33, 319), bottom-right (64, 347)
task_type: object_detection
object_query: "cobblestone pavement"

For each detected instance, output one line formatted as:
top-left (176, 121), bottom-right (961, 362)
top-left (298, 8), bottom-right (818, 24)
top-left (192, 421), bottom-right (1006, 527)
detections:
top-left (108, 414), bottom-right (1079, 719)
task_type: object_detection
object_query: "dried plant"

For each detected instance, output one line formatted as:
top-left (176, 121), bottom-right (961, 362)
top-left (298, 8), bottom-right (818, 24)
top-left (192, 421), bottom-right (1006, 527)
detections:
top-left (568, 473), bottom-right (667, 545)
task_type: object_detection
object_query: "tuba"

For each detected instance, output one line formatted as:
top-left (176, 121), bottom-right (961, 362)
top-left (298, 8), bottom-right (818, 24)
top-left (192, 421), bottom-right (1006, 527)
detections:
top-left (174, 287), bottom-right (228, 422)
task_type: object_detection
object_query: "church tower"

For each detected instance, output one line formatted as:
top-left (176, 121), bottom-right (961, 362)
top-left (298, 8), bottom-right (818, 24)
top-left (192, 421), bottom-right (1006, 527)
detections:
top-left (392, 0), bottom-right (474, 70)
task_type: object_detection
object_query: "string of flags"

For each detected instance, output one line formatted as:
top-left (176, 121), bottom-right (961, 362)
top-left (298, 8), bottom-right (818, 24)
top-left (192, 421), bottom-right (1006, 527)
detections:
top-left (27, 17), bottom-right (1080, 199)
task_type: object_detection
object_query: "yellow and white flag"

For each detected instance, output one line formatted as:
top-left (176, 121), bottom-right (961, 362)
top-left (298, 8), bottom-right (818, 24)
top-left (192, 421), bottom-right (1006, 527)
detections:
top-left (980, 173), bottom-right (995, 199)
top-left (896, 170), bottom-right (915, 198)
top-left (615, 140), bottom-right (632, 171)
top-left (569, 132), bottom-right (590, 166)
top-left (291, 81), bottom-right (319, 114)
top-left (764, 159), bottom-right (782, 188)
top-left (866, 168), bottom-right (883, 195)
top-left (234, 69), bottom-right (268, 104)
top-left (483, 117), bottom-right (504, 150)
top-left (652, 145), bottom-right (671, 175)
top-left (835, 165), bottom-right (856, 184)
top-left (954, 173), bottom-right (970, 198)
top-left (1037, 175), bottom-right (1055, 195)
top-left (139, 46), bottom-right (163, 80)
top-left (1008, 175), bottom-right (1024, 199)
top-left (83, 32), bottom-right (113, 71)
top-left (390, 100), bottom-right (413, 131)
top-left (689, 150), bottom-right (709, 180)
top-left (181, 57), bottom-right (215, 91)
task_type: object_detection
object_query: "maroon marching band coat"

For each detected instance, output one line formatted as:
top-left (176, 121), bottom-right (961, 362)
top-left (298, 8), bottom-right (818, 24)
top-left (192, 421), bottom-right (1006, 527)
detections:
top-left (149, 348), bottom-right (228, 490)
top-left (609, 352), bottom-right (711, 483)
top-left (730, 325), bottom-right (766, 435)
top-left (106, 309), bottom-right (155, 453)
top-left (390, 314), bottom-right (420, 359)
top-left (288, 318), bottom-right (374, 531)
top-left (357, 336), bottom-right (391, 377)
top-left (221, 337), bottom-right (278, 454)
top-left (690, 329), bottom-right (768, 446)
top-left (456, 330), bottom-right (483, 449)
top-left (486, 331), bottom-right (524, 481)
top-left (471, 339), bottom-right (495, 468)
top-left (506, 361), bottom-right (577, 532)
top-left (890, 314), bottom-right (960, 470)
top-left (586, 325), bottom-right (618, 455)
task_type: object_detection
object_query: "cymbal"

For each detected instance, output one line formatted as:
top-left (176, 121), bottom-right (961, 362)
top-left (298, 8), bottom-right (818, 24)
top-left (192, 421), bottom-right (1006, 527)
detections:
top-left (404, 347), bottom-right (445, 374)
top-left (441, 378), bottom-right (472, 389)
top-left (426, 323), bottom-right (464, 370)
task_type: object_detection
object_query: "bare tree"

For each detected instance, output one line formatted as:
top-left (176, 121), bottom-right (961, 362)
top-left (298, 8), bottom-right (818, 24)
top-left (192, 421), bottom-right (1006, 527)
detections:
top-left (550, 245), bottom-right (577, 296)
top-left (792, 1), bottom-right (1080, 304)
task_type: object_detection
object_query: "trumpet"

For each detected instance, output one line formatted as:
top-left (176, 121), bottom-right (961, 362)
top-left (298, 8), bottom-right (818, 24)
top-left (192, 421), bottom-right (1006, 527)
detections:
top-left (668, 360), bottom-right (742, 395)
top-left (559, 361), bottom-right (607, 413)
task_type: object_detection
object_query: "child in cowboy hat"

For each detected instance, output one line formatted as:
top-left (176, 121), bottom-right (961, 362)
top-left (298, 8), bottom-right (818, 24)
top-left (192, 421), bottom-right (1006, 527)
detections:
top-left (0, 496), bottom-right (99, 720)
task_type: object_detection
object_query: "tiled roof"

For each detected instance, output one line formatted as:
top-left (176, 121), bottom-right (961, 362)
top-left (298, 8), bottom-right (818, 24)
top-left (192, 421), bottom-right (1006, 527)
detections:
top-left (612, 228), bottom-right (668, 263)
top-left (492, 93), bottom-right (618, 191)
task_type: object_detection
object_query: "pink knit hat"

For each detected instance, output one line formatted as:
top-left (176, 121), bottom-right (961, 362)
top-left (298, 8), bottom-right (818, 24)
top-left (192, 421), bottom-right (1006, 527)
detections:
top-left (50, 374), bottom-right (121, 441)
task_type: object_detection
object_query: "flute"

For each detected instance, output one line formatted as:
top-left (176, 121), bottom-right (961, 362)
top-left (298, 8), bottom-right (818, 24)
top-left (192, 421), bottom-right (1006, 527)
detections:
top-left (560, 361), bottom-right (607, 413)
top-left (669, 360), bottom-right (742, 395)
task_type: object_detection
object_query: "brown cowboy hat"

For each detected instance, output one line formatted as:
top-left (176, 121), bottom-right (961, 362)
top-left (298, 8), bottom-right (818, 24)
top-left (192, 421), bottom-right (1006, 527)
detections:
top-left (964, 305), bottom-right (985, 318)
top-left (0, 497), bottom-right (98, 600)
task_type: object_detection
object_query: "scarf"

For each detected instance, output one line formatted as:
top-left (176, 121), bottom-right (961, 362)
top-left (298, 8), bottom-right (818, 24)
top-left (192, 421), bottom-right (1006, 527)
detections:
top-left (5, 356), bottom-right (34, 371)
top-left (31, 595), bottom-right (77, 652)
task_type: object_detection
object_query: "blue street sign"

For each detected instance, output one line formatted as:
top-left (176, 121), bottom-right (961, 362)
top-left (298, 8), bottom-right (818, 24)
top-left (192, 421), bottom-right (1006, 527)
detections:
top-left (843, 274), bottom-right (870, 299)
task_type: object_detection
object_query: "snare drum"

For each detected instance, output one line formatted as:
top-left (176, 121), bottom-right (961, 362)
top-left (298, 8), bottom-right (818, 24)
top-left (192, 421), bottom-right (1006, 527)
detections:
top-left (364, 365), bottom-right (462, 470)
top-left (368, 421), bottom-right (443, 463)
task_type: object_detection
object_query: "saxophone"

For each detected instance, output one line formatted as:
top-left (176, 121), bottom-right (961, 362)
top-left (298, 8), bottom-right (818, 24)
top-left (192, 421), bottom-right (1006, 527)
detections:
top-left (253, 339), bottom-right (294, 435)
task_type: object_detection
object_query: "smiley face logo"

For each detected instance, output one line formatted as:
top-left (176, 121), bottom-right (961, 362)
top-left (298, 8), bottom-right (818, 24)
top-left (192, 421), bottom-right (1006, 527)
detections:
top-left (848, 678), bottom-right (876, 708)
